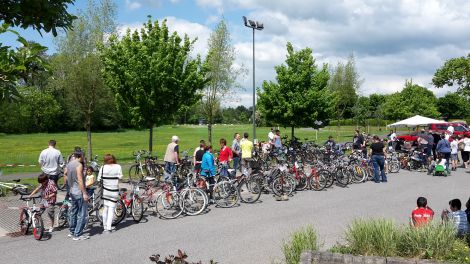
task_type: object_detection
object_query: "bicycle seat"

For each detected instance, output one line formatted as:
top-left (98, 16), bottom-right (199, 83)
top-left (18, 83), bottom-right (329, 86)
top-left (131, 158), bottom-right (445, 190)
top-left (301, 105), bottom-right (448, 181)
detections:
top-left (119, 188), bottom-right (128, 192)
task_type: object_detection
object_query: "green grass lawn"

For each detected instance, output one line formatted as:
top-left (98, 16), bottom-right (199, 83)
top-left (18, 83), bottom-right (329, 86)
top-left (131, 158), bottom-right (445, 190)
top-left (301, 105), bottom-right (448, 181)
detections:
top-left (0, 124), bottom-right (392, 176)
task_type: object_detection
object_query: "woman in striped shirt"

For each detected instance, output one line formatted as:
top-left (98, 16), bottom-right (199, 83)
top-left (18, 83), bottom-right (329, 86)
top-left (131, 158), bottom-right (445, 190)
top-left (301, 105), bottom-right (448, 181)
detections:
top-left (98, 154), bottom-right (123, 233)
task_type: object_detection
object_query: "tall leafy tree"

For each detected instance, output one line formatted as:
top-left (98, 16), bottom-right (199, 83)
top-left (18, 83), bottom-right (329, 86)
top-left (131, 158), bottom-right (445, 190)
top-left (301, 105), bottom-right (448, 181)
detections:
top-left (329, 55), bottom-right (360, 121)
top-left (437, 92), bottom-right (470, 120)
top-left (352, 96), bottom-right (370, 126)
top-left (258, 42), bottom-right (332, 137)
top-left (432, 54), bottom-right (470, 97)
top-left (52, 0), bottom-right (116, 160)
top-left (201, 20), bottom-right (242, 144)
top-left (101, 17), bottom-right (206, 151)
top-left (0, 0), bottom-right (77, 36)
top-left (380, 81), bottom-right (439, 120)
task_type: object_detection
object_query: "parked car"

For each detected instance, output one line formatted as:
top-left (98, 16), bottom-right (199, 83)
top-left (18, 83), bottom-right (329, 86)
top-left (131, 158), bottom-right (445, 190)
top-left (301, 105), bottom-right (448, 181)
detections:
top-left (396, 122), bottom-right (470, 142)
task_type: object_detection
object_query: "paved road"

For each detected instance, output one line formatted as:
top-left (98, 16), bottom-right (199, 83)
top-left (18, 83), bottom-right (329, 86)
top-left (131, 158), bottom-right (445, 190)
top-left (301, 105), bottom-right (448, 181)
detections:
top-left (1, 169), bottom-right (469, 264)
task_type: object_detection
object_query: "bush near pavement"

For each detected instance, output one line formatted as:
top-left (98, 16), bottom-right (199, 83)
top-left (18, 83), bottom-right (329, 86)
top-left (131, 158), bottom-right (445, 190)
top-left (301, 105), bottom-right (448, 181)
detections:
top-left (282, 225), bottom-right (319, 264)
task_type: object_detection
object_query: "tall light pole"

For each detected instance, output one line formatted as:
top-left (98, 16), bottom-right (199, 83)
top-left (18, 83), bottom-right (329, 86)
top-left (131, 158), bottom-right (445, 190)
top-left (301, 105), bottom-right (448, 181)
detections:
top-left (243, 16), bottom-right (263, 143)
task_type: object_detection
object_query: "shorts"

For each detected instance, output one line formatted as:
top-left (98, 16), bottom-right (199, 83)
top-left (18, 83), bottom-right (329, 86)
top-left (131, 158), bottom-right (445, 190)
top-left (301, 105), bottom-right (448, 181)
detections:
top-left (451, 154), bottom-right (458, 161)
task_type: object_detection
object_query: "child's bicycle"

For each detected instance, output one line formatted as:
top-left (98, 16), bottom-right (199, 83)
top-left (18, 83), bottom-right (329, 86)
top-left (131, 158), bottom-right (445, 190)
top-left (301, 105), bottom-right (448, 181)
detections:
top-left (433, 164), bottom-right (448, 177)
top-left (18, 195), bottom-right (45, 240)
top-left (0, 179), bottom-right (32, 197)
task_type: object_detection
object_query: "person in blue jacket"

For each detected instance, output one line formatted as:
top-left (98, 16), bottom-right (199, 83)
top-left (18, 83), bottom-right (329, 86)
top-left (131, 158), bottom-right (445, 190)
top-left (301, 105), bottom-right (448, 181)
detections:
top-left (200, 145), bottom-right (216, 203)
top-left (436, 133), bottom-right (451, 174)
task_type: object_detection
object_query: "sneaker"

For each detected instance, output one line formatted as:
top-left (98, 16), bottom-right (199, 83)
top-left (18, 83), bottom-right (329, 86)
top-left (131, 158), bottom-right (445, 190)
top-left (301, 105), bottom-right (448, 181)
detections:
top-left (47, 227), bottom-right (54, 233)
top-left (68, 233), bottom-right (74, 238)
top-left (103, 230), bottom-right (110, 234)
top-left (73, 235), bottom-right (90, 241)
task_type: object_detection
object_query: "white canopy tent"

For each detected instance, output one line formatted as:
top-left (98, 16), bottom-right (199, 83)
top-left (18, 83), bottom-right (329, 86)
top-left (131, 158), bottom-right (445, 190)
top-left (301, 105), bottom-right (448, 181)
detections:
top-left (387, 115), bottom-right (446, 128)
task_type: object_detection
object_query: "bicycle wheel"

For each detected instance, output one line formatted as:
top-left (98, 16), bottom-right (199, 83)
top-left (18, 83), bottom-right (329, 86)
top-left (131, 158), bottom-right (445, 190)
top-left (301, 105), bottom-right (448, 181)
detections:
top-left (238, 178), bottom-right (262, 203)
top-left (294, 171), bottom-right (308, 191)
top-left (131, 198), bottom-right (144, 222)
top-left (113, 200), bottom-right (126, 226)
top-left (182, 188), bottom-right (207, 216)
top-left (309, 169), bottom-right (328, 191)
top-left (336, 168), bottom-right (350, 187)
top-left (352, 165), bottom-right (366, 183)
top-left (156, 191), bottom-right (183, 219)
top-left (57, 206), bottom-right (68, 228)
top-left (271, 174), bottom-right (295, 196)
top-left (32, 214), bottom-right (44, 240)
top-left (389, 161), bottom-right (400, 173)
top-left (325, 170), bottom-right (335, 188)
top-left (19, 209), bottom-right (30, 235)
top-left (127, 164), bottom-right (140, 183)
top-left (213, 181), bottom-right (238, 208)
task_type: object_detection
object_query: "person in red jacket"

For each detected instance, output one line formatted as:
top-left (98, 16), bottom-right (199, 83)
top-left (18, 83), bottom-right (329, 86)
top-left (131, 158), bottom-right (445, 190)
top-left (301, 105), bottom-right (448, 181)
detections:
top-left (218, 138), bottom-right (232, 177)
top-left (411, 197), bottom-right (434, 227)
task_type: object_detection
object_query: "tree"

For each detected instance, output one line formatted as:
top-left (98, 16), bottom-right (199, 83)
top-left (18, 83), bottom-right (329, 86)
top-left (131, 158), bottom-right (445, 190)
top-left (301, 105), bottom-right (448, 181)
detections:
top-left (432, 54), bottom-right (470, 97)
top-left (201, 20), bottom-right (242, 144)
top-left (329, 55), bottom-right (360, 121)
top-left (437, 92), bottom-right (470, 120)
top-left (0, 0), bottom-right (77, 36)
top-left (352, 96), bottom-right (370, 127)
top-left (52, 0), bottom-right (116, 160)
top-left (101, 17), bottom-right (206, 151)
top-left (257, 42), bottom-right (332, 137)
top-left (380, 81), bottom-right (439, 120)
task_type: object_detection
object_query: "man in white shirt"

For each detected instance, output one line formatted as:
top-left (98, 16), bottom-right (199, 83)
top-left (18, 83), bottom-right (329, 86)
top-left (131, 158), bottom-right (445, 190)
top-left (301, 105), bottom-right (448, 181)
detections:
top-left (38, 140), bottom-right (64, 185)
top-left (268, 128), bottom-right (274, 144)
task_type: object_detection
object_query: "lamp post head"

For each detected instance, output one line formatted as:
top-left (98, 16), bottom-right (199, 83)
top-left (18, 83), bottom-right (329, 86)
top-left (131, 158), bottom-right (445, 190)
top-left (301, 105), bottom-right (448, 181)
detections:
top-left (242, 16), bottom-right (264, 30)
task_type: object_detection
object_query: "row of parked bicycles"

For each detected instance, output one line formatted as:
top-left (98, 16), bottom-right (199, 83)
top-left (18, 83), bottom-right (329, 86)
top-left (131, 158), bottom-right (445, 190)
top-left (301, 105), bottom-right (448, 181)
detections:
top-left (15, 138), bottom-right (434, 240)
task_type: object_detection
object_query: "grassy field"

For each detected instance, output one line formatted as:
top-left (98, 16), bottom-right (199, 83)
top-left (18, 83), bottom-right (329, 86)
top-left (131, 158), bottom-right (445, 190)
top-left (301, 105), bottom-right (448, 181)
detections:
top-left (0, 124), bottom-right (392, 176)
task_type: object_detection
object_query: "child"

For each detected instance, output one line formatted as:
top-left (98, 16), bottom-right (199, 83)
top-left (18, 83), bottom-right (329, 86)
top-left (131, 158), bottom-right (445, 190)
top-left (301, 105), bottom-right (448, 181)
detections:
top-left (442, 199), bottom-right (470, 237)
top-left (427, 153), bottom-right (446, 175)
top-left (29, 173), bottom-right (58, 232)
top-left (85, 166), bottom-right (95, 197)
top-left (411, 197), bottom-right (434, 227)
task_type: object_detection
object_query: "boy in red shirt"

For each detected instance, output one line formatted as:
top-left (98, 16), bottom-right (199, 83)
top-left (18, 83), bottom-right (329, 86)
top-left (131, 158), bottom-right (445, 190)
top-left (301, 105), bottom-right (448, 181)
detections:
top-left (411, 197), bottom-right (434, 227)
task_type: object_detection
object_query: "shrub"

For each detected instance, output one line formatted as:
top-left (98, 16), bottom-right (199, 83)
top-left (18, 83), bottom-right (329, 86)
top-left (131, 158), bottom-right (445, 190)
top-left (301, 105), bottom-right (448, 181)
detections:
top-left (399, 221), bottom-right (457, 259)
top-left (282, 225), bottom-right (318, 264)
top-left (344, 218), bottom-right (400, 257)
top-left (444, 239), bottom-right (470, 263)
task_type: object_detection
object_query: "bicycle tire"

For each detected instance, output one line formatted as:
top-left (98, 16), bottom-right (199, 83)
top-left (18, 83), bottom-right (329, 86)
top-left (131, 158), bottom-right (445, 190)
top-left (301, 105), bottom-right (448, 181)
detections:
top-left (294, 170), bottom-right (308, 191)
top-left (32, 214), bottom-right (44, 240)
top-left (325, 171), bottom-right (335, 188)
top-left (19, 209), bottom-right (30, 235)
top-left (112, 200), bottom-right (126, 226)
top-left (335, 168), bottom-right (350, 187)
top-left (271, 174), bottom-right (295, 196)
top-left (352, 165), bottom-right (366, 183)
top-left (127, 164), bottom-right (139, 183)
top-left (57, 176), bottom-right (67, 191)
top-left (182, 188), bottom-right (207, 215)
top-left (213, 181), bottom-right (238, 208)
top-left (309, 169), bottom-right (328, 191)
top-left (156, 191), bottom-right (183, 219)
top-left (389, 161), bottom-right (400, 173)
top-left (57, 206), bottom-right (68, 228)
top-left (238, 178), bottom-right (261, 203)
top-left (131, 198), bottom-right (144, 222)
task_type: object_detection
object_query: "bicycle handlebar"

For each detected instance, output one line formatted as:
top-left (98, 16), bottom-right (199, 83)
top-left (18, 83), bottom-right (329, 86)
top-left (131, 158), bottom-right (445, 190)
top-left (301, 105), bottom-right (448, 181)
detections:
top-left (19, 195), bottom-right (41, 202)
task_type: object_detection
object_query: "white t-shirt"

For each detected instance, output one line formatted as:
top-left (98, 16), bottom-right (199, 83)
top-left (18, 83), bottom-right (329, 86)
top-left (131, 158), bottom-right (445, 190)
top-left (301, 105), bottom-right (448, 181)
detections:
top-left (450, 140), bottom-right (459, 155)
top-left (38, 146), bottom-right (64, 175)
top-left (268, 131), bottom-right (274, 142)
top-left (464, 138), bottom-right (470, 152)
top-left (390, 133), bottom-right (397, 141)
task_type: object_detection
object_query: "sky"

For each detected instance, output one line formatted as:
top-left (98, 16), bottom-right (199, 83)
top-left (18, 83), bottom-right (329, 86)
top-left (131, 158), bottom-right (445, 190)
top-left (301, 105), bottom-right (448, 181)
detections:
top-left (2, 0), bottom-right (470, 106)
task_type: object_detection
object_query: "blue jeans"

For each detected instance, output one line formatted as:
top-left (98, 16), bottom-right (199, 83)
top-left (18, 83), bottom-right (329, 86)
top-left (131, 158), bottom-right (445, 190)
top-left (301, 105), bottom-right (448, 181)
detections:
top-left (69, 194), bottom-right (88, 237)
top-left (232, 157), bottom-right (241, 173)
top-left (372, 155), bottom-right (387, 182)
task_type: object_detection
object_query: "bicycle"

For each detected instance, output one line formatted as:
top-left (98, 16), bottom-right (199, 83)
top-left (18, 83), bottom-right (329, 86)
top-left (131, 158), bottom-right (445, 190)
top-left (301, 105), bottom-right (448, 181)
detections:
top-left (116, 182), bottom-right (144, 223)
top-left (18, 195), bottom-right (45, 240)
top-left (128, 150), bottom-right (164, 183)
top-left (57, 186), bottom-right (104, 228)
top-left (0, 179), bottom-right (32, 197)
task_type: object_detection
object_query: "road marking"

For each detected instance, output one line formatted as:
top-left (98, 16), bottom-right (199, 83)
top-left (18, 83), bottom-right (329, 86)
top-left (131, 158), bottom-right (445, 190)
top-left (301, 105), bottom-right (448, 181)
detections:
top-left (7, 206), bottom-right (19, 210)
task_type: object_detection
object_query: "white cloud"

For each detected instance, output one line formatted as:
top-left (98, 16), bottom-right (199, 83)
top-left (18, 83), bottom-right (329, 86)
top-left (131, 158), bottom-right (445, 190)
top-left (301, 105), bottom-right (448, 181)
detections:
top-left (125, 0), bottom-right (142, 10)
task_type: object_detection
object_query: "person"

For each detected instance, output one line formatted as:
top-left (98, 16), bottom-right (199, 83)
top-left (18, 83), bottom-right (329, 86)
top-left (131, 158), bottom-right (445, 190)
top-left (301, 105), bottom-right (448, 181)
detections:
top-left (200, 146), bottom-right (216, 203)
top-left (436, 134), bottom-right (451, 174)
top-left (85, 166), bottom-right (95, 197)
top-left (28, 173), bottom-right (58, 233)
top-left (193, 140), bottom-right (205, 173)
top-left (352, 129), bottom-right (364, 153)
top-left (98, 154), bottom-right (123, 234)
top-left (38, 140), bottom-right (64, 185)
top-left (218, 138), bottom-right (232, 177)
top-left (462, 134), bottom-right (470, 168)
top-left (441, 199), bottom-right (470, 237)
top-left (450, 136), bottom-right (459, 171)
top-left (465, 198), bottom-right (470, 225)
top-left (64, 152), bottom-right (89, 240)
top-left (240, 132), bottom-right (254, 174)
top-left (411, 197), bottom-right (434, 227)
top-left (164, 136), bottom-right (180, 183)
top-left (231, 133), bottom-right (241, 174)
top-left (324, 135), bottom-right (336, 150)
top-left (268, 128), bottom-right (275, 145)
top-left (388, 130), bottom-right (397, 150)
top-left (427, 153), bottom-right (447, 175)
top-left (273, 129), bottom-right (282, 150)
top-left (369, 135), bottom-right (387, 183)
top-left (447, 124), bottom-right (455, 136)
